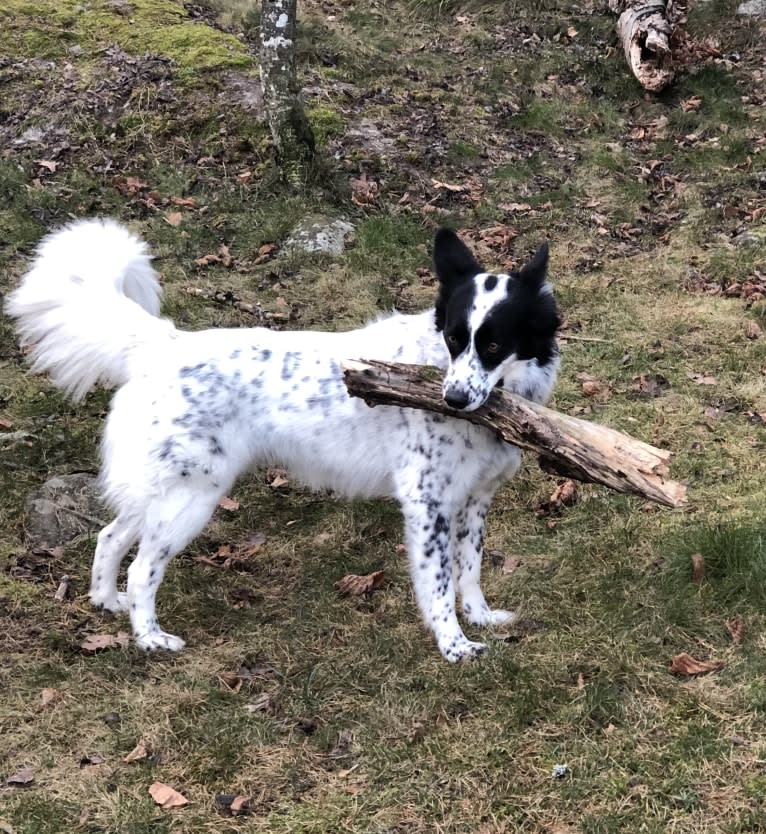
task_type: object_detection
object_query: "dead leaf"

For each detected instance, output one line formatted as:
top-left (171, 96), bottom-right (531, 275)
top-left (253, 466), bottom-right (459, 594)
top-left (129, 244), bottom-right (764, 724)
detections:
top-left (149, 782), bottom-right (189, 808)
top-left (254, 242), bottom-right (277, 264)
top-left (680, 95), bottom-right (703, 112)
top-left (79, 753), bottom-right (106, 767)
top-left (40, 687), bottom-right (60, 708)
top-left (502, 555), bottom-right (522, 575)
top-left (0, 417), bottom-right (14, 429)
top-left (577, 372), bottom-right (611, 399)
top-left (566, 25), bottom-right (578, 38)
top-left (35, 159), bottom-right (58, 172)
top-left (169, 196), bottom-right (202, 209)
top-left (631, 373), bottom-right (670, 398)
top-left (351, 173), bottom-right (379, 207)
top-left (123, 739), bottom-right (149, 763)
top-left (266, 467), bottom-right (289, 489)
top-left (690, 552), bottom-right (705, 584)
top-left (163, 212), bottom-right (184, 227)
top-left (335, 570), bottom-right (385, 597)
top-left (80, 632), bottom-right (130, 654)
top-left (687, 372), bottom-right (717, 386)
top-left (217, 496), bottom-right (240, 511)
top-left (6, 768), bottom-right (34, 786)
top-left (498, 202), bottom-right (532, 213)
top-left (576, 672), bottom-right (585, 690)
top-left (244, 692), bottom-right (274, 713)
top-left (539, 480), bottom-right (578, 515)
top-left (745, 320), bottom-right (762, 340)
top-left (218, 671), bottom-right (243, 692)
top-left (670, 652), bottom-right (723, 676)
top-left (0, 818), bottom-right (17, 834)
top-left (725, 615), bottom-right (744, 644)
top-left (432, 178), bottom-right (466, 192)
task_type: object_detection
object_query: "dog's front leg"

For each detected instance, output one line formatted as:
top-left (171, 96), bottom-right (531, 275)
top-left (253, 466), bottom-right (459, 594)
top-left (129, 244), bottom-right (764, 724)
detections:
top-left (453, 487), bottom-right (515, 627)
top-left (400, 495), bottom-right (488, 662)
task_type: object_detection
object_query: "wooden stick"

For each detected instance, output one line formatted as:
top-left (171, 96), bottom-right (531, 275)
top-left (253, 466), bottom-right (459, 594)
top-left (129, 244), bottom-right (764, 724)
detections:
top-left (342, 359), bottom-right (687, 509)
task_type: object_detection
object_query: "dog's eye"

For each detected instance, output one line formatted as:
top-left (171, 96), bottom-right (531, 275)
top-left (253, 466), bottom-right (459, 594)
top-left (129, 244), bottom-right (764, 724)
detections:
top-left (447, 335), bottom-right (458, 347)
top-left (487, 342), bottom-right (500, 354)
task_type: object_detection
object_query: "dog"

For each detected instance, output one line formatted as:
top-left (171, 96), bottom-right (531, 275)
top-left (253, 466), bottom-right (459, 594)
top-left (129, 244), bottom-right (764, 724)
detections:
top-left (6, 220), bottom-right (560, 662)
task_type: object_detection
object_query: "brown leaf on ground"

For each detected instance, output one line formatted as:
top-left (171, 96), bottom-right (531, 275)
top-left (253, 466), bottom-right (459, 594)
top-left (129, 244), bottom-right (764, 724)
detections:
top-left (79, 753), bottom-right (106, 767)
top-left (124, 739), bottom-right (149, 763)
top-left (35, 159), bottom-right (58, 172)
top-left (6, 768), bottom-right (34, 787)
top-left (690, 552), bottom-right (705, 584)
top-left (254, 242), bottom-right (277, 264)
top-left (670, 652), bottom-right (723, 676)
top-left (631, 373), bottom-right (670, 398)
top-left (335, 570), bottom-right (385, 597)
top-left (217, 496), bottom-right (240, 511)
top-left (215, 794), bottom-right (252, 816)
top-left (195, 244), bottom-right (233, 268)
top-left (745, 320), bottom-right (763, 340)
top-left (80, 632), bottom-right (130, 654)
top-left (687, 371), bottom-right (717, 386)
top-left (0, 417), bottom-right (14, 429)
top-left (266, 467), bottom-right (289, 489)
top-left (680, 95), bottom-right (703, 112)
top-left (576, 372), bottom-right (611, 399)
top-left (218, 671), bottom-right (243, 692)
top-left (169, 195), bottom-right (202, 209)
top-left (351, 173), bottom-right (379, 207)
top-left (149, 782), bottom-right (189, 808)
top-left (163, 212), bottom-right (184, 227)
top-left (539, 480), bottom-right (578, 515)
top-left (502, 555), bottom-right (522, 575)
top-left (725, 615), bottom-right (744, 644)
top-left (40, 687), bottom-right (60, 708)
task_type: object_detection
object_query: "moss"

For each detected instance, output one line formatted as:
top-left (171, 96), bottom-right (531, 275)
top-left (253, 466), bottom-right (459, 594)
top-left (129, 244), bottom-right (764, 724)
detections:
top-left (0, 0), bottom-right (252, 75)
top-left (307, 105), bottom-right (345, 146)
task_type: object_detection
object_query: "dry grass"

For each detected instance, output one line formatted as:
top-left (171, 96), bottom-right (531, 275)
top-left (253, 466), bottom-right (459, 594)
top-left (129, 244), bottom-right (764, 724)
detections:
top-left (1, 1), bottom-right (766, 832)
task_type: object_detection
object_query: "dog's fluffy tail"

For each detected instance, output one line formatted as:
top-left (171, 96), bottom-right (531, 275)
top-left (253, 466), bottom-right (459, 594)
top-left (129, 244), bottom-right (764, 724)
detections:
top-left (5, 218), bottom-right (177, 400)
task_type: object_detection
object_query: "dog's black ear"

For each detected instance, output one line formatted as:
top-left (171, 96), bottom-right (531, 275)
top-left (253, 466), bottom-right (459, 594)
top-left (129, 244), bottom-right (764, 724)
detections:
top-left (433, 228), bottom-right (483, 287)
top-left (516, 241), bottom-right (549, 288)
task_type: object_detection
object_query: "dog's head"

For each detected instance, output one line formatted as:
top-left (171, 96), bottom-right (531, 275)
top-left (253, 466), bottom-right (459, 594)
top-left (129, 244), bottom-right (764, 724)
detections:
top-left (433, 227), bottom-right (560, 412)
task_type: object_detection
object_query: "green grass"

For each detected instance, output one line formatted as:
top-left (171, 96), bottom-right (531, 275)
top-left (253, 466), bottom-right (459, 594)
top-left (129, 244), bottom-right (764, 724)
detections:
top-left (2, 1), bottom-right (766, 832)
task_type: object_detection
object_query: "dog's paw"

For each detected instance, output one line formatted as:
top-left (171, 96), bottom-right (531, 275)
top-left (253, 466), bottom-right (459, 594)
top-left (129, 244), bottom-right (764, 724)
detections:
top-left (91, 591), bottom-right (129, 614)
top-left (471, 608), bottom-right (516, 627)
top-left (439, 636), bottom-right (488, 663)
top-left (135, 630), bottom-right (186, 652)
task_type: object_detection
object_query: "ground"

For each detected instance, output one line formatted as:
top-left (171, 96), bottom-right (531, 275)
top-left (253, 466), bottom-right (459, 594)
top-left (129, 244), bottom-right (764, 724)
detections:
top-left (1, 1), bottom-right (766, 832)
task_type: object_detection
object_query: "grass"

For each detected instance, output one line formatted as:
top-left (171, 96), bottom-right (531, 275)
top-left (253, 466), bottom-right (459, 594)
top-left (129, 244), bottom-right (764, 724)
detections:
top-left (1, 0), bottom-right (766, 832)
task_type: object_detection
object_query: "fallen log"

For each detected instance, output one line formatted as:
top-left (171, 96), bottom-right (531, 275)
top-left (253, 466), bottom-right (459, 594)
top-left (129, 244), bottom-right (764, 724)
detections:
top-left (342, 359), bottom-right (687, 509)
top-left (608, 0), bottom-right (689, 92)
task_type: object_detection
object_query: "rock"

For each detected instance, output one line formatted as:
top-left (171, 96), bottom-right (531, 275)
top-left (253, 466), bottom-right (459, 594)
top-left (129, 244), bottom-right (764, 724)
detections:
top-left (733, 228), bottom-right (766, 248)
top-left (737, 0), bottom-right (766, 15)
top-left (25, 474), bottom-right (105, 549)
top-left (285, 216), bottom-right (354, 256)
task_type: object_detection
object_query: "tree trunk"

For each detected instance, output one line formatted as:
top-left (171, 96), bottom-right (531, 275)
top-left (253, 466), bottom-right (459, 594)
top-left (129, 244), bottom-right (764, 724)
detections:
top-left (342, 359), bottom-right (687, 509)
top-left (608, 0), bottom-right (689, 92)
top-left (259, 0), bottom-right (314, 176)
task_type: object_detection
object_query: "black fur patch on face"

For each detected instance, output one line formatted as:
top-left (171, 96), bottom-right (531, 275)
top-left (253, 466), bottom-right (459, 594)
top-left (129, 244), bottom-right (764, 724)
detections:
top-left (433, 227), bottom-right (483, 332)
top-left (433, 231), bottom-right (560, 369)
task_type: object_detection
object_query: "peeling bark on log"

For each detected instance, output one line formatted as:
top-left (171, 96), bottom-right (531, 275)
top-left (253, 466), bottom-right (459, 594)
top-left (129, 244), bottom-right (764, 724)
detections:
top-left (608, 0), bottom-right (689, 92)
top-left (343, 359), bottom-right (687, 509)
top-left (259, 0), bottom-right (314, 173)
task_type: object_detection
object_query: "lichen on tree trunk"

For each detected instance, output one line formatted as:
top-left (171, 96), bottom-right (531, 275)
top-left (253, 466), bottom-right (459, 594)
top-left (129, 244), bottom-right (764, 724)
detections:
top-left (259, 0), bottom-right (314, 178)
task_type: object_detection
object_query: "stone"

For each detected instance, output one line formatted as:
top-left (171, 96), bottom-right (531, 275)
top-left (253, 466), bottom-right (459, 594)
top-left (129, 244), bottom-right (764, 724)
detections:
top-left (737, 0), bottom-right (766, 15)
top-left (285, 216), bottom-right (354, 256)
top-left (25, 473), bottom-right (106, 549)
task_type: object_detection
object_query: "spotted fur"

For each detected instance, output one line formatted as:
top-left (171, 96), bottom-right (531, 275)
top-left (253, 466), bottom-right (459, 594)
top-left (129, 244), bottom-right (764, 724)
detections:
top-left (6, 219), bottom-right (560, 662)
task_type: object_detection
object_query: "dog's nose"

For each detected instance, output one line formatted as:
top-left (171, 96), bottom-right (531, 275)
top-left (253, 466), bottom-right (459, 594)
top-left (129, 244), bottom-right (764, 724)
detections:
top-left (444, 390), bottom-right (470, 410)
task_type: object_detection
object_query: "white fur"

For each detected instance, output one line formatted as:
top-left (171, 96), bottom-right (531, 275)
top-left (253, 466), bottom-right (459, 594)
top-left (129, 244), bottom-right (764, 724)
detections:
top-left (6, 219), bottom-right (559, 661)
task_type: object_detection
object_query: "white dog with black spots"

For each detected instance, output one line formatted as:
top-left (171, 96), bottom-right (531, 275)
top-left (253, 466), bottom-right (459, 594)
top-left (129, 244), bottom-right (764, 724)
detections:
top-left (7, 220), bottom-right (560, 662)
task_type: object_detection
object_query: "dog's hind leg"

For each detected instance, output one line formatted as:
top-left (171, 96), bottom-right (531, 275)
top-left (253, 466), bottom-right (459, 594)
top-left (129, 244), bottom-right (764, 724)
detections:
top-left (126, 486), bottom-right (223, 651)
top-left (90, 515), bottom-right (141, 613)
top-left (453, 483), bottom-right (515, 628)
